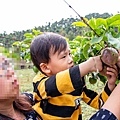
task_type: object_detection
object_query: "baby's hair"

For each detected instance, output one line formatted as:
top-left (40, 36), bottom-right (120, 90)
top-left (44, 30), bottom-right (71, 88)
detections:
top-left (30, 32), bottom-right (67, 73)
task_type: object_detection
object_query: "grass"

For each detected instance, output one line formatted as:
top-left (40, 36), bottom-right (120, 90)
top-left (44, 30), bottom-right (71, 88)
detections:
top-left (16, 69), bottom-right (104, 120)
top-left (15, 69), bottom-right (35, 93)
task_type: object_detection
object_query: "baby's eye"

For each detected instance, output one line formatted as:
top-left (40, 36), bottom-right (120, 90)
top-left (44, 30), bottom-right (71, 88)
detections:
top-left (62, 55), bottom-right (66, 58)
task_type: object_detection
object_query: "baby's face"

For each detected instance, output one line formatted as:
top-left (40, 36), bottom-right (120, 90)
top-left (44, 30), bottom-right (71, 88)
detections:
top-left (47, 44), bottom-right (74, 76)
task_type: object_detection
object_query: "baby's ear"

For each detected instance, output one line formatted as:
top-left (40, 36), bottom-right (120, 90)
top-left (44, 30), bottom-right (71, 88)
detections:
top-left (40, 63), bottom-right (51, 74)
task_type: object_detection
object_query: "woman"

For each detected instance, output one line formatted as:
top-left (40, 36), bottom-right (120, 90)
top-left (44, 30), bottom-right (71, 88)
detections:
top-left (89, 82), bottom-right (120, 120)
top-left (89, 57), bottom-right (120, 120)
top-left (0, 55), bottom-right (39, 120)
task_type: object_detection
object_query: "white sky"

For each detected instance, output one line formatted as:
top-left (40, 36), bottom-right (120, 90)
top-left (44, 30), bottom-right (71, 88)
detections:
top-left (0, 0), bottom-right (120, 34)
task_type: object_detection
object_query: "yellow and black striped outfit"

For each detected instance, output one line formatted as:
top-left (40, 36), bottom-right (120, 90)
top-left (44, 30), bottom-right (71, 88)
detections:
top-left (32, 65), bottom-right (112, 120)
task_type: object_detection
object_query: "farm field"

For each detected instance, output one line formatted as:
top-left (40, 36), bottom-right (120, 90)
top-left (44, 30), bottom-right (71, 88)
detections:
top-left (16, 69), bottom-right (104, 120)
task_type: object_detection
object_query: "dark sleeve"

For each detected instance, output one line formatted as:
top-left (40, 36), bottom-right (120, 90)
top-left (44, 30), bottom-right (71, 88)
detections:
top-left (0, 113), bottom-right (13, 120)
top-left (22, 92), bottom-right (35, 105)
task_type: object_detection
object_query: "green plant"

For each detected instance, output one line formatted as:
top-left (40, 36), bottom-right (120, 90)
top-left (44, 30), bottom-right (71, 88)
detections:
top-left (12, 14), bottom-right (120, 84)
top-left (69, 14), bottom-right (120, 84)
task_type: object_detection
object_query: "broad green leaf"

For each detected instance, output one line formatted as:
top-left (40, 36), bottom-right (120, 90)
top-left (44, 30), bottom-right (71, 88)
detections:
top-left (88, 18), bottom-right (96, 29)
top-left (12, 41), bottom-right (21, 46)
top-left (24, 33), bottom-right (34, 38)
top-left (69, 41), bottom-right (80, 48)
top-left (21, 43), bottom-right (29, 48)
top-left (118, 26), bottom-right (120, 32)
top-left (96, 18), bottom-right (107, 29)
top-left (83, 43), bottom-right (90, 59)
top-left (91, 36), bottom-right (103, 45)
top-left (106, 33), bottom-right (120, 49)
top-left (116, 32), bottom-right (120, 38)
top-left (23, 38), bottom-right (32, 44)
top-left (72, 21), bottom-right (87, 27)
top-left (80, 38), bottom-right (90, 47)
top-left (95, 44), bottom-right (102, 51)
top-left (32, 29), bottom-right (42, 36)
top-left (74, 35), bottom-right (82, 42)
top-left (94, 29), bottom-right (104, 35)
top-left (109, 20), bottom-right (120, 26)
top-left (106, 14), bottom-right (120, 26)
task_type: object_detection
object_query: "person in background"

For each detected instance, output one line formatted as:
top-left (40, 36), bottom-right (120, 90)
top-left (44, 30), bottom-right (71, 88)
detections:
top-left (30, 32), bottom-right (118, 120)
top-left (0, 54), bottom-right (39, 120)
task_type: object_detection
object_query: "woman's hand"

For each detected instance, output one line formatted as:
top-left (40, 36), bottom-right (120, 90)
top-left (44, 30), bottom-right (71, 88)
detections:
top-left (106, 65), bottom-right (118, 91)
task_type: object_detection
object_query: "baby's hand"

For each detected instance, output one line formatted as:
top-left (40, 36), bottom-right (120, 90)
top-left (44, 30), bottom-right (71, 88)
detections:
top-left (89, 55), bottom-right (103, 72)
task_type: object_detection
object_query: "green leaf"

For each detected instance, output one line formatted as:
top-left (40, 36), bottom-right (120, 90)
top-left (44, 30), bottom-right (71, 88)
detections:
top-left (32, 29), bottom-right (42, 36)
top-left (23, 38), bottom-right (32, 44)
top-left (91, 36), bottom-right (103, 45)
top-left (12, 41), bottom-right (21, 46)
top-left (72, 21), bottom-right (87, 27)
top-left (21, 43), bottom-right (29, 48)
top-left (95, 44), bottom-right (102, 51)
top-left (96, 18), bottom-right (107, 28)
top-left (81, 38), bottom-right (89, 47)
top-left (88, 18), bottom-right (96, 29)
top-left (83, 43), bottom-right (90, 59)
top-left (74, 35), bottom-right (82, 42)
top-left (106, 14), bottom-right (120, 26)
top-left (69, 40), bottom-right (80, 49)
top-left (106, 33), bottom-right (120, 49)
top-left (24, 33), bottom-right (34, 38)
top-left (109, 20), bottom-right (120, 26)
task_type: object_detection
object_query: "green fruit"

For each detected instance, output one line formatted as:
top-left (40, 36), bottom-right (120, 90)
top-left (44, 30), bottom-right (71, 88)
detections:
top-left (33, 66), bottom-right (39, 73)
top-left (89, 77), bottom-right (97, 84)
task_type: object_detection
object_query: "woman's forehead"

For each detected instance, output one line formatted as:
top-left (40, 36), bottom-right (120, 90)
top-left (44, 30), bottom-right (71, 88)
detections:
top-left (0, 56), bottom-right (14, 70)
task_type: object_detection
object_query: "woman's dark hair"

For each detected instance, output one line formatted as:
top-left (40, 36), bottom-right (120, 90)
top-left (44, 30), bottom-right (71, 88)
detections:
top-left (13, 94), bottom-right (33, 112)
top-left (30, 32), bottom-right (67, 73)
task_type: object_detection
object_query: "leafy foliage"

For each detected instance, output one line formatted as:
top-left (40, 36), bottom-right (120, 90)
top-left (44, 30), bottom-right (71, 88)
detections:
top-left (12, 29), bottom-right (42, 62)
top-left (71, 14), bottom-right (120, 63)
top-left (1, 12), bottom-right (120, 84)
top-left (70, 14), bottom-right (120, 84)
top-left (11, 13), bottom-right (120, 83)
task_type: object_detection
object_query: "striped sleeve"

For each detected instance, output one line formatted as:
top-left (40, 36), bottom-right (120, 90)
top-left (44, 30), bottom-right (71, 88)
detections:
top-left (33, 65), bottom-right (84, 99)
top-left (45, 65), bottom-right (84, 96)
top-left (82, 83), bottom-right (112, 109)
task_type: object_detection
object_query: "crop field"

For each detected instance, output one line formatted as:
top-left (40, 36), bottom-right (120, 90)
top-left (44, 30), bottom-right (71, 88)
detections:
top-left (16, 69), bottom-right (104, 120)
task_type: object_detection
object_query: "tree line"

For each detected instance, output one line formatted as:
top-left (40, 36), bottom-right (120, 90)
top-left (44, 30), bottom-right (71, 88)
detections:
top-left (0, 12), bottom-right (112, 48)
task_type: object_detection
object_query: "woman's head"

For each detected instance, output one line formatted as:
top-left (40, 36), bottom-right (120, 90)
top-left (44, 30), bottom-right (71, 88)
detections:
top-left (0, 55), bottom-right (19, 101)
top-left (0, 55), bottom-right (33, 112)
